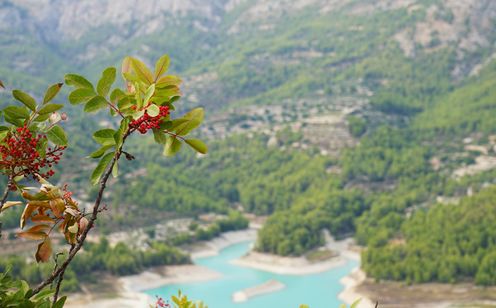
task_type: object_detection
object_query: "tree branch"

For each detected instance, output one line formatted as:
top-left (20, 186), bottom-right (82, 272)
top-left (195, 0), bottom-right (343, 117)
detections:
top-left (32, 132), bottom-right (130, 297)
top-left (0, 176), bottom-right (13, 239)
top-left (52, 269), bottom-right (65, 303)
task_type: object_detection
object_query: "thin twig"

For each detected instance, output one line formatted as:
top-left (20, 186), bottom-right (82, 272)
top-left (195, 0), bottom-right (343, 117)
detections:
top-left (52, 269), bottom-right (65, 303)
top-left (52, 245), bottom-right (74, 303)
top-left (32, 132), bottom-right (130, 298)
top-left (0, 176), bottom-right (13, 239)
top-left (163, 129), bottom-right (185, 141)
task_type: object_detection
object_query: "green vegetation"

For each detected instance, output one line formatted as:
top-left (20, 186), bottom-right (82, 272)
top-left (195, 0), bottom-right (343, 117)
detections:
top-left (2, 0), bottom-right (496, 294)
top-left (0, 239), bottom-right (189, 293)
top-left (111, 134), bottom-right (330, 216)
top-left (363, 187), bottom-right (496, 285)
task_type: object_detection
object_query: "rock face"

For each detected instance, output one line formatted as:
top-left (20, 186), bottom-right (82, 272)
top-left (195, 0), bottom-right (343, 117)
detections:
top-left (5, 0), bottom-right (226, 39)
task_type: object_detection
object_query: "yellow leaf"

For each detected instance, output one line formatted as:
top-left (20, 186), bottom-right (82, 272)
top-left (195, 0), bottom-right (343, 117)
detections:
top-left (68, 223), bottom-right (78, 234)
top-left (0, 201), bottom-right (22, 212)
top-left (20, 204), bottom-right (36, 229)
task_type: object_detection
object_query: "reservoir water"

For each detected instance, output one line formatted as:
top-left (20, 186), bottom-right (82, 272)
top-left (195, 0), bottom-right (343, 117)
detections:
top-left (145, 242), bottom-right (358, 308)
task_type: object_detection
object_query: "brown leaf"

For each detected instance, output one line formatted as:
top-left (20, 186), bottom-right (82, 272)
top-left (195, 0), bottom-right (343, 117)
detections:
top-left (17, 230), bottom-right (47, 240)
top-left (64, 207), bottom-right (79, 217)
top-left (49, 198), bottom-right (65, 217)
top-left (78, 217), bottom-right (89, 234)
top-left (35, 238), bottom-right (52, 263)
top-left (26, 224), bottom-right (51, 233)
top-left (31, 214), bottom-right (55, 224)
top-left (0, 80), bottom-right (4, 89)
top-left (28, 200), bottom-right (51, 208)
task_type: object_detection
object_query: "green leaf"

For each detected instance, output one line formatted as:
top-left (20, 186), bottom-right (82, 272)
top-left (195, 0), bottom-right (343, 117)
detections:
top-left (0, 130), bottom-right (8, 143)
top-left (130, 57), bottom-right (153, 84)
top-left (163, 136), bottom-right (182, 156)
top-left (156, 75), bottom-right (181, 88)
top-left (350, 299), bottom-right (362, 308)
top-left (12, 90), bottom-right (36, 111)
top-left (144, 84), bottom-right (155, 105)
top-left (154, 54), bottom-right (170, 81)
top-left (110, 88), bottom-right (126, 102)
top-left (34, 114), bottom-right (51, 122)
top-left (93, 129), bottom-right (117, 145)
top-left (97, 67), bottom-right (116, 97)
top-left (146, 104), bottom-right (159, 117)
top-left (38, 103), bottom-right (63, 115)
top-left (68, 88), bottom-right (96, 105)
top-left (174, 108), bottom-right (204, 136)
top-left (185, 139), bottom-right (208, 154)
top-left (65, 74), bottom-right (94, 90)
top-left (43, 83), bottom-right (63, 104)
top-left (152, 129), bottom-right (167, 144)
top-left (32, 288), bottom-right (53, 301)
top-left (112, 161), bottom-right (118, 178)
top-left (89, 144), bottom-right (114, 158)
top-left (114, 118), bottom-right (130, 149)
top-left (154, 86), bottom-right (181, 99)
top-left (117, 97), bottom-right (133, 111)
top-left (37, 136), bottom-right (47, 158)
top-left (91, 152), bottom-right (114, 185)
top-left (47, 126), bottom-right (68, 146)
top-left (3, 115), bottom-right (23, 126)
top-left (84, 96), bottom-right (108, 113)
top-left (4, 106), bottom-right (30, 119)
top-left (53, 296), bottom-right (67, 308)
top-left (135, 83), bottom-right (143, 110)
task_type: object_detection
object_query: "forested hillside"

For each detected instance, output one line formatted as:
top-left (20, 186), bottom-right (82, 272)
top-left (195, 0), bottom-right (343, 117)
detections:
top-left (2, 0), bottom-right (496, 288)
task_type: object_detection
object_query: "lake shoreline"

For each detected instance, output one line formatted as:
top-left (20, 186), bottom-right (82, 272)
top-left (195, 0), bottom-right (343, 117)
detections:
top-left (66, 229), bottom-right (371, 307)
top-left (66, 229), bottom-right (257, 308)
top-left (231, 237), bottom-right (374, 307)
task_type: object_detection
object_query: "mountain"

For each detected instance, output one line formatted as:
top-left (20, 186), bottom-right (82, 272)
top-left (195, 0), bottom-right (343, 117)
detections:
top-left (2, 0), bottom-right (496, 294)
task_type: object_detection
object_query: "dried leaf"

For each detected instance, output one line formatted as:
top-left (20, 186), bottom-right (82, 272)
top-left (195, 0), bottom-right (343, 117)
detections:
top-left (78, 217), bottom-right (89, 234)
top-left (0, 201), bottom-right (22, 212)
top-left (68, 223), bottom-right (78, 234)
top-left (31, 214), bottom-right (55, 224)
top-left (17, 230), bottom-right (47, 240)
top-left (49, 198), bottom-right (65, 217)
top-left (64, 207), bottom-right (79, 217)
top-left (35, 238), bottom-right (52, 263)
top-left (20, 204), bottom-right (36, 229)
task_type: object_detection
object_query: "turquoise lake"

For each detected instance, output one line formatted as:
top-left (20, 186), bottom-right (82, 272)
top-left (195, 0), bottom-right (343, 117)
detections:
top-left (145, 242), bottom-right (358, 308)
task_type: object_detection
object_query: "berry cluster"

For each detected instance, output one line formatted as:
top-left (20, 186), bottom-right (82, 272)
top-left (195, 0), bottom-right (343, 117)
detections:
top-left (0, 125), bottom-right (65, 180)
top-left (155, 296), bottom-right (169, 308)
top-left (130, 105), bottom-right (170, 134)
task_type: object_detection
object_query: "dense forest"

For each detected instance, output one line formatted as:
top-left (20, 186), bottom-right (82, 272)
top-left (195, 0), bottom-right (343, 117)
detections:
top-left (363, 187), bottom-right (496, 285)
top-left (2, 0), bottom-right (496, 290)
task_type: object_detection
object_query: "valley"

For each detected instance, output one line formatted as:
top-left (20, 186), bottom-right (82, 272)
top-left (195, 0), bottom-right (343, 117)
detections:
top-left (2, 0), bottom-right (496, 307)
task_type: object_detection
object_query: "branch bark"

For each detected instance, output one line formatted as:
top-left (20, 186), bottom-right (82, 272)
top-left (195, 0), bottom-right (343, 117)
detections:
top-left (32, 133), bottom-right (130, 298)
top-left (0, 176), bottom-right (13, 239)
